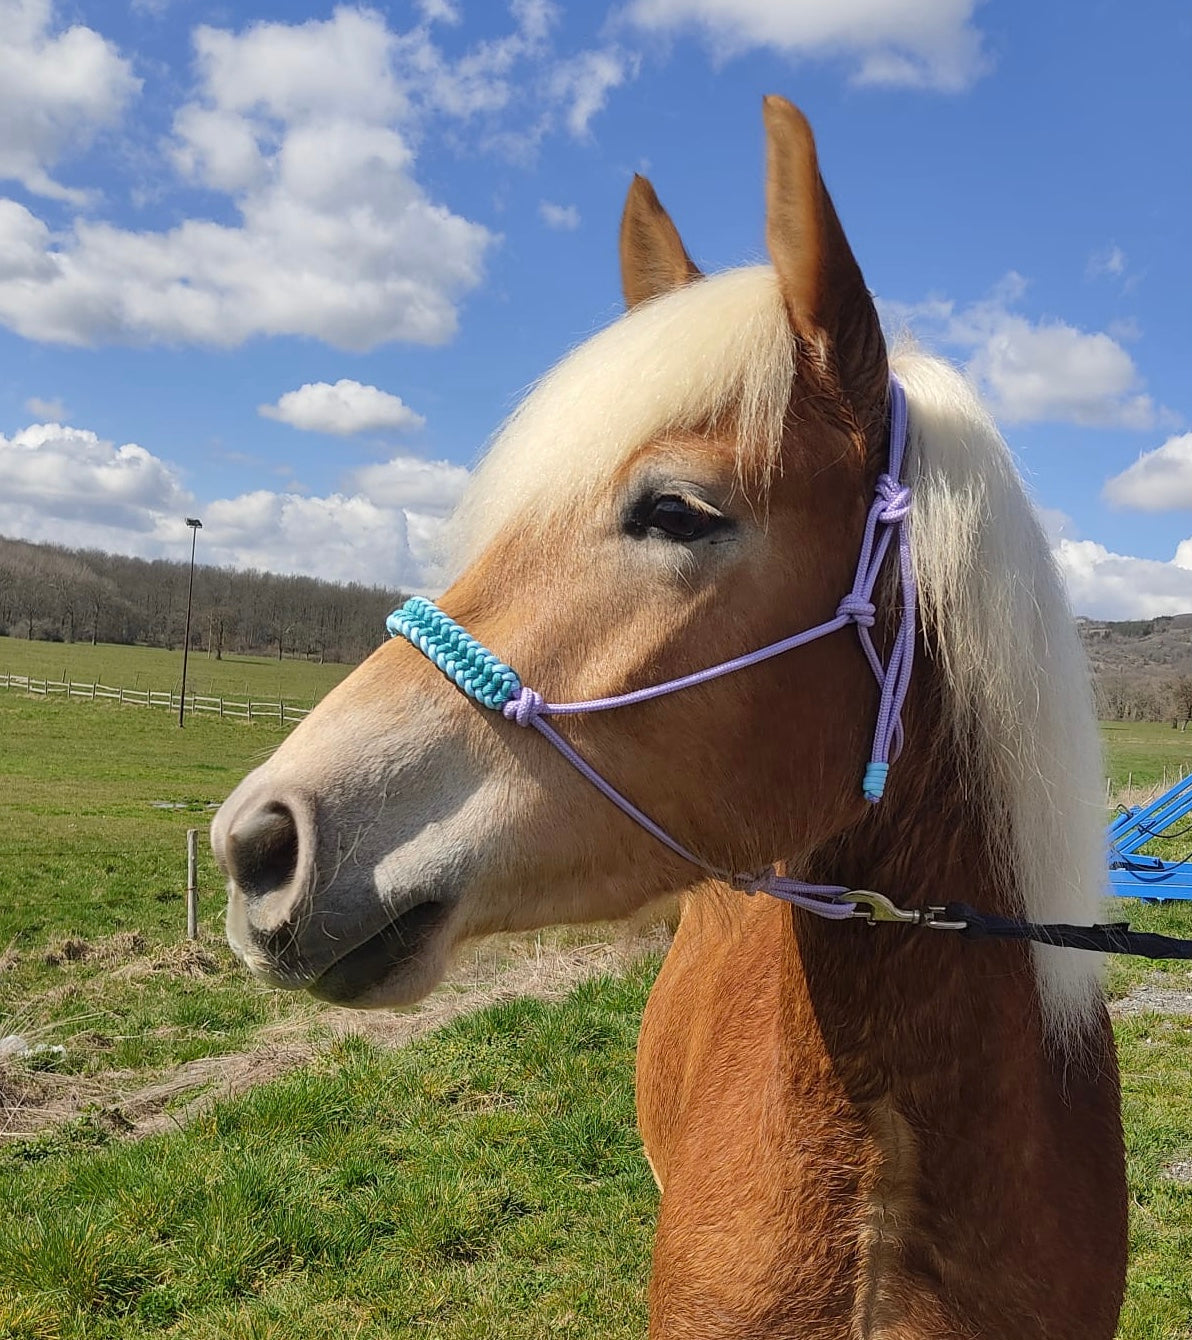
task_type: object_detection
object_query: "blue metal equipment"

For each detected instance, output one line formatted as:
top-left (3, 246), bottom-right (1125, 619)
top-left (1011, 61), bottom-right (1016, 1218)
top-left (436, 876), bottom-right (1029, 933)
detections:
top-left (1108, 772), bottom-right (1192, 902)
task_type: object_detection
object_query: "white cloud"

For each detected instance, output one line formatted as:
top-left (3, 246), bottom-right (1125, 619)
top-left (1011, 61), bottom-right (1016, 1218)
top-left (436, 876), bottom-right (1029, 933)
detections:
top-left (200, 490), bottom-right (426, 587)
top-left (0, 8), bottom-right (492, 351)
top-left (539, 200), bottom-right (580, 230)
top-left (260, 380), bottom-right (425, 436)
top-left (1087, 244), bottom-right (1126, 280)
top-left (0, 5), bottom-right (641, 352)
top-left (346, 454), bottom-right (470, 515)
top-left (6, 408), bottom-right (1189, 611)
top-left (1107, 316), bottom-right (1141, 344)
top-left (0, 417), bottom-right (465, 589)
top-left (0, 199), bottom-right (57, 282)
top-left (0, 423), bottom-right (190, 531)
top-left (417, 0), bottom-right (462, 26)
top-left (1035, 506), bottom-right (1077, 546)
top-left (389, 1), bottom-right (628, 143)
top-left (169, 105), bottom-right (264, 194)
top-left (1054, 538), bottom-right (1192, 620)
top-left (186, 10), bottom-right (409, 128)
top-left (395, 9), bottom-right (548, 124)
top-left (0, 0), bottom-right (140, 202)
top-left (343, 452), bottom-right (472, 586)
top-left (623, 0), bottom-right (987, 91)
top-left (24, 395), bottom-right (68, 421)
top-left (887, 275), bottom-right (1163, 428)
top-left (511, 0), bottom-right (559, 46)
top-left (548, 47), bottom-right (636, 136)
top-left (1103, 433), bottom-right (1192, 512)
top-left (967, 316), bottom-right (1156, 428)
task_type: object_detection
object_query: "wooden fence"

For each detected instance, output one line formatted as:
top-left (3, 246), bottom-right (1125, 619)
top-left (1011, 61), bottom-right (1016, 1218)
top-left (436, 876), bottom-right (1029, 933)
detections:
top-left (0, 672), bottom-right (312, 724)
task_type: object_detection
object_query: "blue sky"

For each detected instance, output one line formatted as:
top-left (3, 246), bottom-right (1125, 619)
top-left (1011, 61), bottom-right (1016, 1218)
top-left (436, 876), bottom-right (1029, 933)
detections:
top-left (1, 0), bottom-right (1189, 616)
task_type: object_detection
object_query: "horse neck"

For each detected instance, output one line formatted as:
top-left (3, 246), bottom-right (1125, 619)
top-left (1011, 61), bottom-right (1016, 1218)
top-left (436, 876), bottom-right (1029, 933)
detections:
top-left (648, 659), bottom-right (1124, 1340)
top-left (787, 663), bottom-right (1048, 1090)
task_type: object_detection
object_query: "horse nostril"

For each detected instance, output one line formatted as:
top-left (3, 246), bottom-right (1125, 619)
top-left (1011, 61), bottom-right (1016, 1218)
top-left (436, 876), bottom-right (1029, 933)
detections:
top-left (227, 803), bottom-right (300, 900)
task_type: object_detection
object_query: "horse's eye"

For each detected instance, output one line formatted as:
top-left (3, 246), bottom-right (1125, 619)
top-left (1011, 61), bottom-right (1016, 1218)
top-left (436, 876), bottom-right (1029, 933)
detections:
top-left (629, 493), bottom-right (728, 543)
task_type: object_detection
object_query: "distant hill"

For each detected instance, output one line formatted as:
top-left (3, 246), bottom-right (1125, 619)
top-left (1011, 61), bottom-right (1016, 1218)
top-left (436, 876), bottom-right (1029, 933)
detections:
top-left (1078, 615), bottom-right (1192, 721)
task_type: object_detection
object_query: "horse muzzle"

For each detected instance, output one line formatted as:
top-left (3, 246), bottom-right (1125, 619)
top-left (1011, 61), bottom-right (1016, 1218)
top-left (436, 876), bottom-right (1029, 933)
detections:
top-left (211, 775), bottom-right (462, 1007)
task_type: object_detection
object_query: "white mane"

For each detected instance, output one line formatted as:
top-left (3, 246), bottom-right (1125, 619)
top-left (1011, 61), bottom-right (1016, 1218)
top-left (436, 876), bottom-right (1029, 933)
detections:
top-left (450, 268), bottom-right (794, 564)
top-left (895, 348), bottom-right (1106, 1038)
top-left (452, 265), bottom-right (1106, 1038)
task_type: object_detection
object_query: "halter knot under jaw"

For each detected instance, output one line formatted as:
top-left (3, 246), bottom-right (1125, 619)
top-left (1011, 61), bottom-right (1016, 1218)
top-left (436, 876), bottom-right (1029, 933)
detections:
top-left (732, 868), bottom-right (779, 896)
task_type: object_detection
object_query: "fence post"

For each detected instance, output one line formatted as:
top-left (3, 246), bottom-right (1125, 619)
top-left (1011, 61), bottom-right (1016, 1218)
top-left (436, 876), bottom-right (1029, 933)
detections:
top-left (186, 829), bottom-right (199, 940)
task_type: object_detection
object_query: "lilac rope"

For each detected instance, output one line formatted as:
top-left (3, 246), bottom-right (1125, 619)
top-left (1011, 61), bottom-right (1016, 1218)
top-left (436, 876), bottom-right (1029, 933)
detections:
top-left (493, 376), bottom-right (915, 916)
top-left (519, 711), bottom-right (855, 917)
top-left (524, 613), bottom-right (853, 717)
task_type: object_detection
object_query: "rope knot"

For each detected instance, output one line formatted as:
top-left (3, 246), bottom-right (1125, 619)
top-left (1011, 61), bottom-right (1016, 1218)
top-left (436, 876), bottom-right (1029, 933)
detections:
top-left (502, 686), bottom-right (545, 727)
top-left (875, 474), bottom-right (912, 524)
top-left (732, 867), bottom-right (778, 896)
top-left (837, 593), bottom-right (876, 628)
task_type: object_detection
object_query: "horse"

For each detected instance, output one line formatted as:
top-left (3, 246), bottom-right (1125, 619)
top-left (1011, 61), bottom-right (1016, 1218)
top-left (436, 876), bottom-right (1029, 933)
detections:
top-left (211, 96), bottom-right (1127, 1337)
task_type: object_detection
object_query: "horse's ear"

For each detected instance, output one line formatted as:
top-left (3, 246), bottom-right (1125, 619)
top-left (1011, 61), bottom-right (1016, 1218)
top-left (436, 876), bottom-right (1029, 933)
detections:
top-left (762, 96), bottom-right (887, 417)
top-left (619, 174), bottom-right (701, 310)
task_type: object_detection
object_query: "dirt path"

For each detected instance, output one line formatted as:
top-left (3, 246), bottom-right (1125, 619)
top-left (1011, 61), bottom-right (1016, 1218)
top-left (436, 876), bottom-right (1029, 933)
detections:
top-left (1108, 976), bottom-right (1192, 1017)
top-left (0, 932), bottom-right (669, 1142)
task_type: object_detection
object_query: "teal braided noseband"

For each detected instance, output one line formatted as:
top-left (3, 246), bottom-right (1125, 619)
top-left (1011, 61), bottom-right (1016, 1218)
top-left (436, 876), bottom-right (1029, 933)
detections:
top-left (386, 596), bottom-right (521, 711)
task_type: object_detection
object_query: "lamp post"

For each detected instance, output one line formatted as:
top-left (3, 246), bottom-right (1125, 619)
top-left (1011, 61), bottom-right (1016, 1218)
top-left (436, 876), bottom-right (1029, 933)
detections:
top-left (179, 517), bottom-right (203, 728)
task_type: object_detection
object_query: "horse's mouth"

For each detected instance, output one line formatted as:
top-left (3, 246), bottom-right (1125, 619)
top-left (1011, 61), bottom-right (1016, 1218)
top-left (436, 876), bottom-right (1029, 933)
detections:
top-left (307, 898), bottom-right (456, 1007)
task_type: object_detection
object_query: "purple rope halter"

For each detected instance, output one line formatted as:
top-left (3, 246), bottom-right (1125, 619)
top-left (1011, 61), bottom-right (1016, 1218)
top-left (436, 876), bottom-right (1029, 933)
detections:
top-left (388, 376), bottom-right (916, 921)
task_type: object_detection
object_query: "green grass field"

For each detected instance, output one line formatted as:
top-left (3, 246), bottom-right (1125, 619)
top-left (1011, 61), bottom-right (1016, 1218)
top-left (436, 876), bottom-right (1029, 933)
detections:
top-left (0, 635), bottom-right (356, 704)
top-left (0, 972), bottom-right (660, 1340)
top-left (0, 695), bottom-right (311, 1083)
top-left (1, 669), bottom-right (1191, 1336)
top-left (1102, 720), bottom-right (1192, 793)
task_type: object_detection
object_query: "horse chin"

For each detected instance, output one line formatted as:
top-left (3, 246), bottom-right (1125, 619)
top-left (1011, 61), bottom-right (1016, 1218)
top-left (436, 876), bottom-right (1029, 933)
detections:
top-left (226, 894), bottom-right (458, 1010)
top-left (303, 897), bottom-right (458, 1008)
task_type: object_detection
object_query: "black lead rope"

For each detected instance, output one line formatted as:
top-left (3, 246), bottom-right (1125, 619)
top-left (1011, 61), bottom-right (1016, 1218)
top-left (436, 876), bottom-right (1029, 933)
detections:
top-left (944, 903), bottom-right (1192, 960)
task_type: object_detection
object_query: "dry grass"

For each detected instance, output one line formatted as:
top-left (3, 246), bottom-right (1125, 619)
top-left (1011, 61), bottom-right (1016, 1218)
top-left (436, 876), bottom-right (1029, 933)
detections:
top-left (0, 925), bottom-right (671, 1142)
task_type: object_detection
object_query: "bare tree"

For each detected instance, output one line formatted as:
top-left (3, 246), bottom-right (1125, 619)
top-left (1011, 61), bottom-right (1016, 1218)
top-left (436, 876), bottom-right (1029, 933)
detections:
top-left (0, 532), bottom-right (404, 664)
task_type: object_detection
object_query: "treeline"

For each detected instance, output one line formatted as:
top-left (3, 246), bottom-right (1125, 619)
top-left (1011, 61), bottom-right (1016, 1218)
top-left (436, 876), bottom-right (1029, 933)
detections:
top-left (0, 535), bottom-right (405, 665)
top-left (1093, 675), bottom-right (1192, 725)
top-left (1080, 615), bottom-right (1192, 724)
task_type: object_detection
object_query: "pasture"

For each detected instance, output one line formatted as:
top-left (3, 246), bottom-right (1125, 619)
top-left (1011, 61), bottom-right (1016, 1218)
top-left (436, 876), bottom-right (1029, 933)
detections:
top-left (0, 694), bottom-right (306, 1087)
top-left (1103, 719), bottom-right (1192, 793)
top-left (0, 664), bottom-right (1190, 1335)
top-left (0, 635), bottom-right (354, 705)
